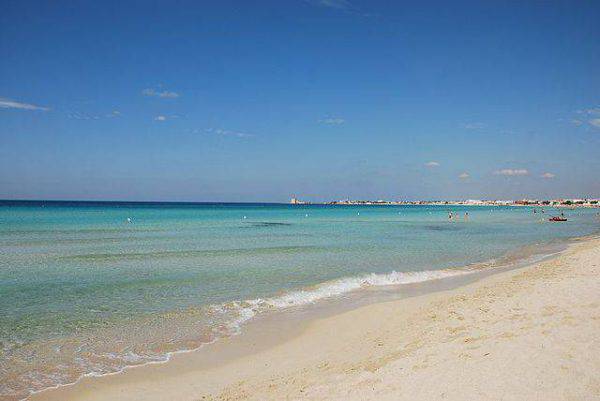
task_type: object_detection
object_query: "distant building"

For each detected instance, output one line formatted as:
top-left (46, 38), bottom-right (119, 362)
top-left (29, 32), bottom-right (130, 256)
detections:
top-left (290, 197), bottom-right (308, 205)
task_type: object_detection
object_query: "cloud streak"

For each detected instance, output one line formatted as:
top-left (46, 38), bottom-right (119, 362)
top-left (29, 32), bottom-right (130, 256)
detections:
top-left (205, 128), bottom-right (254, 138)
top-left (494, 168), bottom-right (529, 176)
top-left (574, 107), bottom-right (600, 129)
top-left (461, 122), bottom-right (485, 130)
top-left (0, 97), bottom-right (49, 111)
top-left (458, 172), bottom-right (470, 179)
top-left (67, 110), bottom-right (121, 120)
top-left (309, 0), bottom-right (354, 10)
top-left (142, 88), bottom-right (179, 99)
top-left (306, 0), bottom-right (374, 17)
top-left (425, 161), bottom-right (440, 168)
top-left (541, 172), bottom-right (556, 179)
top-left (320, 117), bottom-right (345, 125)
top-left (576, 107), bottom-right (600, 116)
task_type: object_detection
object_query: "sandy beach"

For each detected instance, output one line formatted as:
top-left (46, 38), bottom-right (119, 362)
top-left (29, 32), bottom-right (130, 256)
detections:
top-left (31, 236), bottom-right (600, 401)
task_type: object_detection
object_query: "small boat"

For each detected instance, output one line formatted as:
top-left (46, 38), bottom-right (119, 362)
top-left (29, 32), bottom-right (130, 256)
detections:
top-left (549, 216), bottom-right (567, 222)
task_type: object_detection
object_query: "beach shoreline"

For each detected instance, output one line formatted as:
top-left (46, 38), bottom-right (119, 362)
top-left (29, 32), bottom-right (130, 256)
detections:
top-left (29, 234), bottom-right (600, 401)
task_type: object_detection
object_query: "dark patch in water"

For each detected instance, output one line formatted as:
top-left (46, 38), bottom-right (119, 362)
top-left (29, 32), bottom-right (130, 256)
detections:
top-left (241, 221), bottom-right (292, 228)
top-left (61, 245), bottom-right (322, 261)
top-left (423, 224), bottom-right (465, 231)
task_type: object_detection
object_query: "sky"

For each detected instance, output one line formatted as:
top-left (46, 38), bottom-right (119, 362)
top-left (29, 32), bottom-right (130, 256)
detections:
top-left (1, 0), bottom-right (599, 202)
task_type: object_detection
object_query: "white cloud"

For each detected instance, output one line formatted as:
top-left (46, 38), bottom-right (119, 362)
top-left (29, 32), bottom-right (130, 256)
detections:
top-left (311, 0), bottom-right (353, 10)
top-left (461, 122), bottom-right (485, 130)
top-left (154, 115), bottom-right (167, 121)
top-left (320, 117), bottom-right (345, 125)
top-left (541, 172), bottom-right (556, 179)
top-left (142, 88), bottom-right (179, 98)
top-left (306, 0), bottom-right (374, 17)
top-left (67, 110), bottom-right (121, 120)
top-left (68, 112), bottom-right (92, 120)
top-left (458, 172), bottom-right (470, 179)
top-left (572, 107), bottom-right (600, 129)
top-left (0, 97), bottom-right (49, 111)
top-left (494, 168), bottom-right (529, 176)
top-left (205, 127), bottom-right (254, 138)
top-left (576, 107), bottom-right (600, 116)
top-left (425, 161), bottom-right (440, 168)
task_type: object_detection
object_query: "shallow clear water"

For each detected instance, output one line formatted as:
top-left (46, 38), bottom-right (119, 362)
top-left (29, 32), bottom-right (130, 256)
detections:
top-left (1, 201), bottom-right (598, 400)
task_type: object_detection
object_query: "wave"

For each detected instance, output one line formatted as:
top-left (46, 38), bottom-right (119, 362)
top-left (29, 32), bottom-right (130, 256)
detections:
top-left (242, 268), bottom-right (470, 311)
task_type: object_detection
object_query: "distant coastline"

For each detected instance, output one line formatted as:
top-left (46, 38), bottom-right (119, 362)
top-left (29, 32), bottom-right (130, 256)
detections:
top-left (290, 197), bottom-right (600, 208)
top-left (1, 198), bottom-right (599, 209)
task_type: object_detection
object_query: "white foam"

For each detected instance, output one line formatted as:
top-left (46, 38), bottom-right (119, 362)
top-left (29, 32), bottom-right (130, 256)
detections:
top-left (245, 268), bottom-right (470, 310)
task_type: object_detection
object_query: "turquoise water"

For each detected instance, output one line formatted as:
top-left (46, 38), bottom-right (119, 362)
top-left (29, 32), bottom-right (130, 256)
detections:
top-left (1, 201), bottom-right (598, 400)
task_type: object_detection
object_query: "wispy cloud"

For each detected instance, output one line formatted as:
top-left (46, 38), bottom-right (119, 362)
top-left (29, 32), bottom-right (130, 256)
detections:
top-left (142, 88), bottom-right (179, 99)
top-left (541, 172), bottom-right (556, 179)
top-left (153, 113), bottom-right (181, 122)
top-left (458, 172), bottom-right (470, 179)
top-left (309, 0), bottom-right (354, 10)
top-left (576, 107), bottom-right (600, 116)
top-left (0, 97), bottom-right (49, 111)
top-left (494, 168), bottom-right (529, 176)
top-left (573, 107), bottom-right (600, 129)
top-left (305, 0), bottom-right (374, 17)
top-left (205, 128), bottom-right (254, 138)
top-left (424, 161), bottom-right (440, 168)
top-left (67, 110), bottom-right (121, 120)
top-left (68, 112), bottom-right (101, 120)
top-left (320, 117), bottom-right (345, 125)
top-left (461, 122), bottom-right (485, 130)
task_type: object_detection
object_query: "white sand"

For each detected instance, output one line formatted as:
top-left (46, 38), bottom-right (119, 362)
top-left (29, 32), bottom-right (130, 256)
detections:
top-left (32, 236), bottom-right (600, 401)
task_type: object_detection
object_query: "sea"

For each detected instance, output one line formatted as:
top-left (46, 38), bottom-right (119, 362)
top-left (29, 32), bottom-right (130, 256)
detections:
top-left (1, 200), bottom-right (598, 400)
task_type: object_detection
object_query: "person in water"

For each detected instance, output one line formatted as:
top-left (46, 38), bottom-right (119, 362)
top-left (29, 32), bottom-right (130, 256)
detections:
top-left (464, 212), bottom-right (469, 221)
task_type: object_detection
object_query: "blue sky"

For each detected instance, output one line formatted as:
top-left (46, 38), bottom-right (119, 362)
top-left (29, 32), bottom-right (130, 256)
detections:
top-left (1, 0), bottom-right (599, 202)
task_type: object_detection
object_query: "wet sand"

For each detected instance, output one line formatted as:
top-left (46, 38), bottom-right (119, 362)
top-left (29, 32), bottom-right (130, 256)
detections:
top-left (31, 236), bottom-right (600, 401)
